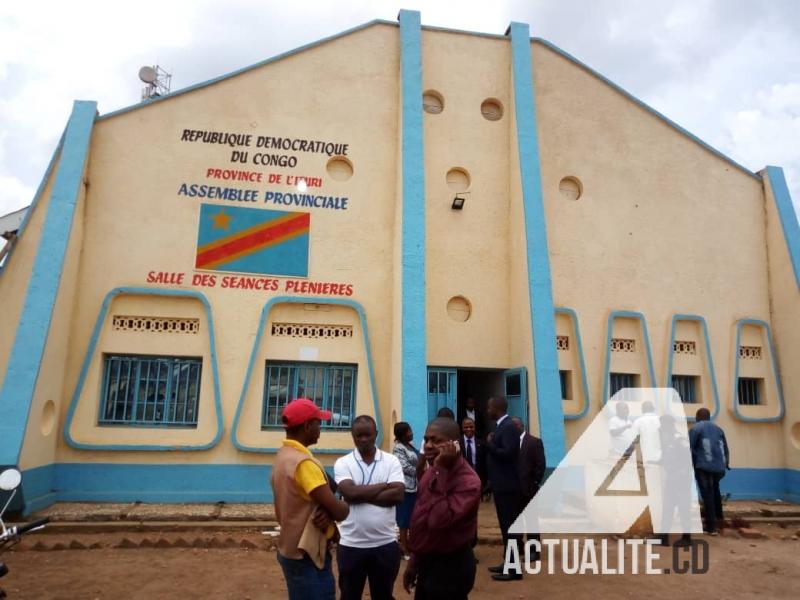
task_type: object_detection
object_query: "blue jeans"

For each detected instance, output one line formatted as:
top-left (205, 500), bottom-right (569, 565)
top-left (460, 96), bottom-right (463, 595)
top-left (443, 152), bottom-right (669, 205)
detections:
top-left (277, 551), bottom-right (335, 600)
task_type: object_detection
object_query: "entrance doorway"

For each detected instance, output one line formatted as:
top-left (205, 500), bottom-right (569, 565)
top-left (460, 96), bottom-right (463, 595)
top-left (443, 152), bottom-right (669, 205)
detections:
top-left (426, 367), bottom-right (529, 438)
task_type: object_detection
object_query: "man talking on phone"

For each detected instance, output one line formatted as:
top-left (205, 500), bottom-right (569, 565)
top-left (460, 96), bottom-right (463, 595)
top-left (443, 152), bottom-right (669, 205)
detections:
top-left (402, 418), bottom-right (482, 599)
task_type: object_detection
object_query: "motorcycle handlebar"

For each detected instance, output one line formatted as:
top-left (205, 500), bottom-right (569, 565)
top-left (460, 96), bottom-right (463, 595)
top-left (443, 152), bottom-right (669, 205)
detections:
top-left (16, 518), bottom-right (49, 535)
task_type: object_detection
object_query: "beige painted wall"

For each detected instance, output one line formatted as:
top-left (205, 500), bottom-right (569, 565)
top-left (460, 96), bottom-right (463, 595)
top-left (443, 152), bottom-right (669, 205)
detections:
top-left (762, 171), bottom-right (800, 472)
top-left (532, 40), bottom-right (785, 467)
top-left (52, 24), bottom-right (401, 466)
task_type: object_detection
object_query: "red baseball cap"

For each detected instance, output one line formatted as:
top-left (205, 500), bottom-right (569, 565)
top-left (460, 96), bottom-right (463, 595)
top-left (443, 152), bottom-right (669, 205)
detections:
top-left (282, 398), bottom-right (332, 428)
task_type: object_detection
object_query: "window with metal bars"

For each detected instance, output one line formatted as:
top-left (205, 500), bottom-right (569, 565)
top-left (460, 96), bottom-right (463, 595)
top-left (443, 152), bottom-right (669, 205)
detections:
top-left (99, 355), bottom-right (202, 427)
top-left (262, 362), bottom-right (356, 430)
top-left (559, 370), bottom-right (571, 400)
top-left (737, 377), bottom-right (762, 406)
top-left (672, 375), bottom-right (698, 404)
top-left (609, 372), bottom-right (638, 397)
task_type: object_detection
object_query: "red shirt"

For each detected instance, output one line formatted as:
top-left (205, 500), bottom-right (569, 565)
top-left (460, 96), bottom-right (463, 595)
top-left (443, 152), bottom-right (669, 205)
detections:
top-left (408, 455), bottom-right (481, 556)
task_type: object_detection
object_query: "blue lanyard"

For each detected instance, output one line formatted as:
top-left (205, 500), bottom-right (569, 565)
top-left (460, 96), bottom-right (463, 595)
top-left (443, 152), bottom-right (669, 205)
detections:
top-left (354, 451), bottom-right (378, 485)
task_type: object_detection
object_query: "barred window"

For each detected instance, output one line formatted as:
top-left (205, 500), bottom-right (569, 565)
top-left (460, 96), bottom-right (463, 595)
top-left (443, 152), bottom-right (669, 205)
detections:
top-left (737, 377), bottom-right (762, 406)
top-left (100, 355), bottom-right (201, 427)
top-left (559, 370), bottom-right (572, 400)
top-left (262, 362), bottom-right (356, 430)
top-left (609, 372), bottom-right (638, 397)
top-left (672, 375), bottom-right (698, 404)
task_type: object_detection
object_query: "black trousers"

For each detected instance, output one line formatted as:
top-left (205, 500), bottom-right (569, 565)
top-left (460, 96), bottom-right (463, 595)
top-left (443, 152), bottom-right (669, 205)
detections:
top-left (493, 491), bottom-right (524, 556)
top-left (695, 469), bottom-right (724, 532)
top-left (415, 546), bottom-right (476, 600)
top-left (336, 541), bottom-right (400, 600)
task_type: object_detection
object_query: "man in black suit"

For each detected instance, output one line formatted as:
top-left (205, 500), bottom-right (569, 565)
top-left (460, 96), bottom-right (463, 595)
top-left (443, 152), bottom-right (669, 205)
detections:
top-left (460, 417), bottom-right (486, 490)
top-left (459, 396), bottom-right (486, 440)
top-left (511, 416), bottom-right (545, 555)
top-left (485, 396), bottom-right (522, 581)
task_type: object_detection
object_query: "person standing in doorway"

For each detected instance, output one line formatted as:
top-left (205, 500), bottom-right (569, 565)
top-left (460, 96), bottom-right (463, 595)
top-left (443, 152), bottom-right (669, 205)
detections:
top-left (393, 421), bottom-right (419, 559)
top-left (689, 408), bottom-right (730, 535)
top-left (334, 415), bottom-right (405, 600)
top-left (272, 398), bottom-right (350, 600)
top-left (402, 417), bottom-right (482, 599)
top-left (459, 396), bottom-right (486, 439)
top-left (485, 396), bottom-right (523, 581)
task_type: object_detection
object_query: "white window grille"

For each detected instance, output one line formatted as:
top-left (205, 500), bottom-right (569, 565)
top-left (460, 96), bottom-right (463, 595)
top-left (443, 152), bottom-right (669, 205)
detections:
top-left (610, 338), bottom-right (636, 353)
top-left (673, 340), bottom-right (697, 355)
top-left (271, 323), bottom-right (353, 339)
top-left (739, 346), bottom-right (762, 360)
top-left (112, 316), bottom-right (200, 334)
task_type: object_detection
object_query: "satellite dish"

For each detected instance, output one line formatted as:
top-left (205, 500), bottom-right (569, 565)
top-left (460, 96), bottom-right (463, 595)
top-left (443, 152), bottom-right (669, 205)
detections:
top-left (138, 66), bottom-right (157, 84)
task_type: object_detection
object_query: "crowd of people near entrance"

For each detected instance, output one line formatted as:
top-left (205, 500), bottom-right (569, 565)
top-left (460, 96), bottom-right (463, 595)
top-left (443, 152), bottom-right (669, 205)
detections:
top-left (272, 395), bottom-right (730, 599)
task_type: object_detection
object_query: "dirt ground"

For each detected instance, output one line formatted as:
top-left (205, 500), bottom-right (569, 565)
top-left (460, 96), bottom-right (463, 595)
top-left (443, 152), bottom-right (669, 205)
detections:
top-left (1, 524), bottom-right (798, 600)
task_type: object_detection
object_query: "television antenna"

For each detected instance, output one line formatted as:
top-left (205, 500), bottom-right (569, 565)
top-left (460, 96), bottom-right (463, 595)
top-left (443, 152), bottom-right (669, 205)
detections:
top-left (138, 65), bottom-right (172, 101)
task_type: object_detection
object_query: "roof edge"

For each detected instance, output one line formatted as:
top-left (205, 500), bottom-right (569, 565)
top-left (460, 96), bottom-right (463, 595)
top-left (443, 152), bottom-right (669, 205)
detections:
top-left (97, 19), bottom-right (397, 122)
top-left (532, 37), bottom-right (761, 182)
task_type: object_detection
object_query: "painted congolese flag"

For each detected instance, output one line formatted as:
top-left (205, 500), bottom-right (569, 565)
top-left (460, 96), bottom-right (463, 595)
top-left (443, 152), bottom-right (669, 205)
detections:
top-left (195, 203), bottom-right (310, 276)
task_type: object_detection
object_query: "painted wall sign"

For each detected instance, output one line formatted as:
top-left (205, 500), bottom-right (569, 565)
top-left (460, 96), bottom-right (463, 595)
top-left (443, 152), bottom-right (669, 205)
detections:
top-left (144, 271), bottom-right (354, 296)
top-left (195, 204), bottom-right (309, 276)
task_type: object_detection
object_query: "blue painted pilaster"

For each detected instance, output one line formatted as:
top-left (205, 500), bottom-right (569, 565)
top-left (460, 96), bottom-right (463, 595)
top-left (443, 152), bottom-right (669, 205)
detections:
top-left (508, 23), bottom-right (566, 465)
top-left (0, 100), bottom-right (96, 466)
top-left (398, 10), bottom-right (428, 440)
top-left (764, 166), bottom-right (800, 291)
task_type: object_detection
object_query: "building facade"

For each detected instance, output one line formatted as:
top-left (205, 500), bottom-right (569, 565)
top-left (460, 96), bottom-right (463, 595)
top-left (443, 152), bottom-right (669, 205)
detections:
top-left (1, 11), bottom-right (798, 513)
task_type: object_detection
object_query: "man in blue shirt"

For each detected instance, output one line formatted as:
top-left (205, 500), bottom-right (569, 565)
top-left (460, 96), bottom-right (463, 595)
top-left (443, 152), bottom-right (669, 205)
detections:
top-left (689, 408), bottom-right (730, 535)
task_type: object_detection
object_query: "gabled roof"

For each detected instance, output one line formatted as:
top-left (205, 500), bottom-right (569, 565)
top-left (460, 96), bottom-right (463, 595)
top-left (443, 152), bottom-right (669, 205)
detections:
top-left (95, 17), bottom-right (758, 181)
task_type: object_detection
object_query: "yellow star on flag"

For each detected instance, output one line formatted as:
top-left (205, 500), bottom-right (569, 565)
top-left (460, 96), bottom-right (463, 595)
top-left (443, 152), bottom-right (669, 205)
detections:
top-left (212, 210), bottom-right (232, 230)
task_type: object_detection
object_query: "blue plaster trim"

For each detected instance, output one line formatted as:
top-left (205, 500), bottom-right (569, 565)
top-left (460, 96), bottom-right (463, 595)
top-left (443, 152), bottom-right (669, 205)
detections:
top-left (0, 101), bottom-right (96, 466)
top-left (18, 464), bottom-right (57, 515)
top-left (0, 132), bottom-right (65, 277)
top-left (399, 10), bottom-right (428, 442)
top-left (555, 308), bottom-right (590, 420)
top-left (531, 38), bottom-right (760, 182)
top-left (97, 20), bottom-right (397, 122)
top-left (231, 296), bottom-right (382, 454)
top-left (509, 23), bottom-right (566, 464)
top-left (665, 314), bottom-right (721, 422)
top-left (731, 318), bottom-right (785, 423)
top-left (63, 287), bottom-right (224, 451)
top-left (765, 166), bottom-right (800, 290)
top-left (601, 310), bottom-right (657, 404)
top-left (720, 468), bottom-right (800, 503)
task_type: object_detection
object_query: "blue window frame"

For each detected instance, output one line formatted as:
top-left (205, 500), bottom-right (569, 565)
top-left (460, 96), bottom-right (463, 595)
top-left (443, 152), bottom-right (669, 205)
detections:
top-left (737, 377), bottom-right (762, 406)
top-left (672, 375), bottom-right (698, 404)
top-left (262, 361), bottom-right (356, 430)
top-left (100, 354), bottom-right (202, 427)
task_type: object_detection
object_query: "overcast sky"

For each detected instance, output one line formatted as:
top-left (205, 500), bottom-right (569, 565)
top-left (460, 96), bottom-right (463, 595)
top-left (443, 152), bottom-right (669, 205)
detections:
top-left (1, 0), bottom-right (798, 222)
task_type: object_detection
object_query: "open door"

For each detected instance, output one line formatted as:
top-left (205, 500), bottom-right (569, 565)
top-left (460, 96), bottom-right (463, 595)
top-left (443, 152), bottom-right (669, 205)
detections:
top-left (427, 368), bottom-right (457, 421)
top-left (504, 367), bottom-right (528, 424)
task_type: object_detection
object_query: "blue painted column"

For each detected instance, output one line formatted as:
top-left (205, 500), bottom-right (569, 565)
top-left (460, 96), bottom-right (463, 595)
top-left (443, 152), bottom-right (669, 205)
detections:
top-left (765, 166), bottom-right (800, 290)
top-left (398, 10), bottom-right (428, 440)
top-left (0, 100), bottom-right (97, 466)
top-left (508, 23), bottom-right (566, 465)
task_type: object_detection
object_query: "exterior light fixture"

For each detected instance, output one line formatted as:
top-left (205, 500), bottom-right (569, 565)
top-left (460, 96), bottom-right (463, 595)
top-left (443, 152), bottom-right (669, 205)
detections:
top-left (451, 195), bottom-right (466, 210)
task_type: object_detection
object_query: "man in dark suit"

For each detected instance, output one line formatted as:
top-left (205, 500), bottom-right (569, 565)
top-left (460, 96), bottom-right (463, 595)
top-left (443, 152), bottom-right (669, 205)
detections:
top-left (485, 396), bottom-right (522, 581)
top-left (460, 417), bottom-right (486, 490)
top-left (510, 417), bottom-right (546, 505)
top-left (459, 396), bottom-right (486, 440)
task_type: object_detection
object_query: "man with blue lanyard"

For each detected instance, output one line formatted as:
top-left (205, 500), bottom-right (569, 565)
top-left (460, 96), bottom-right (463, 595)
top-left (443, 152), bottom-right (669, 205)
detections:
top-left (334, 415), bottom-right (405, 600)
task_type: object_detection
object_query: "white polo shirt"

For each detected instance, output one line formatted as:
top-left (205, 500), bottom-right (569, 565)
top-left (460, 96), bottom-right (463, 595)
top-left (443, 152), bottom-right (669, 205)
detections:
top-left (334, 448), bottom-right (404, 548)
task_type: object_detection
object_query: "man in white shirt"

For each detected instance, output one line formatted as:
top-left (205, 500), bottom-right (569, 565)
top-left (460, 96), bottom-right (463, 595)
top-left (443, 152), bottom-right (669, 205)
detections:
top-left (608, 401), bottom-right (634, 457)
top-left (631, 400), bottom-right (661, 462)
top-left (334, 415), bottom-right (405, 600)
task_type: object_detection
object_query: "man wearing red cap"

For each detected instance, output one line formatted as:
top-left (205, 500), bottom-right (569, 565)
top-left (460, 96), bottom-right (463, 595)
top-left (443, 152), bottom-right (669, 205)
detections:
top-left (272, 398), bottom-right (350, 600)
